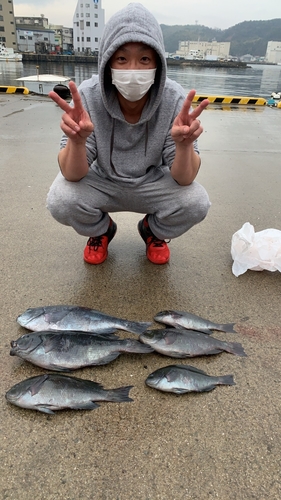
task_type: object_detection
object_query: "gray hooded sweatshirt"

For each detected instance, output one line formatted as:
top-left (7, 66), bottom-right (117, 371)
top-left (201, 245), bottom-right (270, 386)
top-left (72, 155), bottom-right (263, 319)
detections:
top-left (60, 2), bottom-right (199, 185)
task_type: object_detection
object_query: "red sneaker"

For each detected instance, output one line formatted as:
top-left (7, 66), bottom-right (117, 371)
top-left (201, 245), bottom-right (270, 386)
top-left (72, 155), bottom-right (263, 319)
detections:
top-left (83, 218), bottom-right (117, 265)
top-left (138, 216), bottom-right (170, 265)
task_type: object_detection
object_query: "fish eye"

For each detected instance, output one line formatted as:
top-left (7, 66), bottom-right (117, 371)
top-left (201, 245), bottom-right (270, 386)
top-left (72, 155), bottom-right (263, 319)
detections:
top-left (10, 341), bottom-right (17, 348)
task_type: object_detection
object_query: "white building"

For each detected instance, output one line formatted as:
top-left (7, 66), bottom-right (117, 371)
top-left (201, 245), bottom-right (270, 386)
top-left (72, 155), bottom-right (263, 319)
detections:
top-left (265, 41), bottom-right (281, 64)
top-left (176, 40), bottom-right (230, 60)
top-left (73, 0), bottom-right (105, 55)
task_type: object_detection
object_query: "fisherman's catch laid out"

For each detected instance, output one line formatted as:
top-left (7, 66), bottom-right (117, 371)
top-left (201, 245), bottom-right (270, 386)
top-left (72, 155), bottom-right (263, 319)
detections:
top-left (5, 374), bottom-right (133, 414)
top-left (5, 305), bottom-right (246, 411)
top-left (139, 328), bottom-right (247, 358)
top-left (10, 331), bottom-right (154, 371)
top-left (145, 365), bottom-right (235, 394)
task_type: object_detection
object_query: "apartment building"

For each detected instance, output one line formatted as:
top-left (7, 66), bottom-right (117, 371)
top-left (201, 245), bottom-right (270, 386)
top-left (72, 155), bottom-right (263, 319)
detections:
top-left (0, 0), bottom-right (17, 48)
top-left (73, 0), bottom-right (105, 54)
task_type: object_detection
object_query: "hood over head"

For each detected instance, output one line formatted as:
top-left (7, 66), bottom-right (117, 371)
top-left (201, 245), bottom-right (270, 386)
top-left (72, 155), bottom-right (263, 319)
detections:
top-left (98, 3), bottom-right (167, 120)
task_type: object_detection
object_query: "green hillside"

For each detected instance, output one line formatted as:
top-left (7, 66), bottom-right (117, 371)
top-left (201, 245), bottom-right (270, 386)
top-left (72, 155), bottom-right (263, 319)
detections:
top-left (161, 19), bottom-right (281, 57)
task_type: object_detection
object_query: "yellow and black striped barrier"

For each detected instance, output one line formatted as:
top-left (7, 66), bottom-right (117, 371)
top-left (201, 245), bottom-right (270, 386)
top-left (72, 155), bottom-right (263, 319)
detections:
top-left (0, 85), bottom-right (29, 95)
top-left (193, 95), bottom-right (266, 106)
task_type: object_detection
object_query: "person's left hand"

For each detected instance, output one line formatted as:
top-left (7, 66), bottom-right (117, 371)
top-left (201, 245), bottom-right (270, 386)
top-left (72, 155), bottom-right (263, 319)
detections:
top-left (171, 89), bottom-right (209, 145)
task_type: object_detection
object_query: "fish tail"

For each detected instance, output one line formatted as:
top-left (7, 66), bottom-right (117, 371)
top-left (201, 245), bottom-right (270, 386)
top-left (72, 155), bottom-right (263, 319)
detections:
top-left (123, 339), bottom-right (154, 354)
top-left (218, 374), bottom-right (235, 386)
top-left (123, 321), bottom-right (152, 335)
top-left (220, 323), bottom-right (237, 333)
top-left (106, 385), bottom-right (134, 402)
top-left (226, 342), bottom-right (247, 357)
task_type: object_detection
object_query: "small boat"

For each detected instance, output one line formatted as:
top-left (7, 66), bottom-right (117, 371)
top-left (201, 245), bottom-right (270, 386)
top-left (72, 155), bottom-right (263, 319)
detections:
top-left (0, 42), bottom-right (22, 62)
top-left (16, 73), bottom-right (71, 95)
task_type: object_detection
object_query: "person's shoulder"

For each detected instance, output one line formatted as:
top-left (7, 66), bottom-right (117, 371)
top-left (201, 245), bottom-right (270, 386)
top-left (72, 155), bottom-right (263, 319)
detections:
top-left (78, 74), bottom-right (100, 92)
top-left (164, 78), bottom-right (186, 98)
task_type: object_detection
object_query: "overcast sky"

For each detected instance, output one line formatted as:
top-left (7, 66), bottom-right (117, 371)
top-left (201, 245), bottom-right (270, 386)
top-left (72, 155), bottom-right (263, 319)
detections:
top-left (13, 0), bottom-right (281, 30)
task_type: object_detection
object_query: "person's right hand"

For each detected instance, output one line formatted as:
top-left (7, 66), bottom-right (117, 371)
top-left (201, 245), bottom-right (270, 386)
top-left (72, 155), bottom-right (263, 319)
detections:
top-left (49, 80), bottom-right (94, 143)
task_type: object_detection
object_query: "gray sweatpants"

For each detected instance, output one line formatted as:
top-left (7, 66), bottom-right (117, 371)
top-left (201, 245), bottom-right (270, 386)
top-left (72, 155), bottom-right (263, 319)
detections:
top-left (47, 166), bottom-right (211, 240)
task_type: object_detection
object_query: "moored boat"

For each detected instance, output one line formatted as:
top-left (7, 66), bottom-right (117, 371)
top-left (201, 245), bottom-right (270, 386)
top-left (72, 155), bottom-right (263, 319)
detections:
top-left (0, 42), bottom-right (22, 62)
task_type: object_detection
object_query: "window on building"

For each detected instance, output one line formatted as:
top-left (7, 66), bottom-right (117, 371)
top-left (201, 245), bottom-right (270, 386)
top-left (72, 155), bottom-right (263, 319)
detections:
top-left (82, 37), bottom-right (84, 41)
top-left (87, 37), bottom-right (90, 42)
top-left (76, 22), bottom-right (79, 26)
top-left (43, 37), bottom-right (48, 41)
top-left (0, 15), bottom-right (3, 21)
top-left (95, 37), bottom-right (98, 42)
top-left (86, 22), bottom-right (90, 26)
top-left (19, 35), bottom-right (25, 39)
top-left (0, 36), bottom-right (6, 41)
top-left (85, 3), bottom-right (90, 6)
top-left (86, 13), bottom-right (90, 17)
top-left (95, 14), bottom-right (98, 18)
top-left (0, 27), bottom-right (4, 32)
top-left (94, 4), bottom-right (98, 8)
top-left (76, 13), bottom-right (79, 17)
top-left (77, 37), bottom-right (80, 41)
top-left (81, 13), bottom-right (84, 17)
top-left (80, 20), bottom-right (84, 29)
top-left (0, 5), bottom-right (2, 10)
top-left (95, 23), bottom-right (98, 27)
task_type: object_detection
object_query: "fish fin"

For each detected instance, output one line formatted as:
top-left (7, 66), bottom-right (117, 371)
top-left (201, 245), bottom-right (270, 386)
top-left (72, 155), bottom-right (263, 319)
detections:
top-left (174, 364), bottom-right (208, 375)
top-left (93, 352), bottom-right (120, 365)
top-left (47, 364), bottom-right (73, 372)
top-left (199, 385), bottom-right (217, 392)
top-left (122, 339), bottom-right (154, 354)
top-left (219, 323), bottom-right (237, 333)
top-left (122, 321), bottom-right (152, 335)
top-left (69, 401), bottom-right (100, 411)
top-left (224, 342), bottom-right (247, 357)
top-left (105, 386), bottom-right (134, 402)
top-left (163, 331), bottom-right (178, 345)
top-left (172, 388), bottom-right (190, 394)
top-left (36, 406), bottom-right (56, 414)
top-left (43, 334), bottom-right (66, 353)
top-left (30, 374), bottom-right (49, 396)
top-left (218, 375), bottom-right (235, 386)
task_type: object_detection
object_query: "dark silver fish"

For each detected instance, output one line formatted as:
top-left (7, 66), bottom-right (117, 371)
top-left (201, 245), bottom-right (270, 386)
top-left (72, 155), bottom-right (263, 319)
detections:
top-left (154, 310), bottom-right (237, 334)
top-left (10, 331), bottom-right (154, 371)
top-left (145, 364), bottom-right (235, 394)
top-left (17, 305), bottom-right (151, 335)
top-left (5, 374), bottom-right (133, 414)
top-left (139, 328), bottom-right (246, 357)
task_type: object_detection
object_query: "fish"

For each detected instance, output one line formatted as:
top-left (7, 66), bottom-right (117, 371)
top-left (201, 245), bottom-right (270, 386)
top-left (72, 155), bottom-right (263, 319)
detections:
top-left (139, 328), bottom-right (246, 358)
top-left (145, 364), bottom-right (235, 394)
top-left (17, 305), bottom-right (152, 335)
top-left (10, 331), bottom-right (154, 371)
top-left (154, 310), bottom-right (237, 334)
top-left (5, 374), bottom-right (133, 414)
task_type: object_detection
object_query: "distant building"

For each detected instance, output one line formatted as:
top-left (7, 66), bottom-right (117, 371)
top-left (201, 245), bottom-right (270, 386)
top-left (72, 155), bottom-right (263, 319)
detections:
top-left (265, 41), bottom-right (281, 64)
top-left (49, 25), bottom-right (73, 54)
top-left (176, 40), bottom-right (230, 60)
top-left (73, 0), bottom-right (105, 54)
top-left (15, 17), bottom-right (55, 53)
top-left (0, 0), bottom-right (18, 49)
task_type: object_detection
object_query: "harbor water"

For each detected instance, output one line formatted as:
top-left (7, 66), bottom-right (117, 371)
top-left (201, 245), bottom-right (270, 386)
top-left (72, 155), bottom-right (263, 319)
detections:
top-left (0, 60), bottom-right (281, 98)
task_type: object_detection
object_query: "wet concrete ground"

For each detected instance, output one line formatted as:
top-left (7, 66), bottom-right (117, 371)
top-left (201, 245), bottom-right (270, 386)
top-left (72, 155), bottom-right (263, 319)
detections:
top-left (1, 93), bottom-right (281, 499)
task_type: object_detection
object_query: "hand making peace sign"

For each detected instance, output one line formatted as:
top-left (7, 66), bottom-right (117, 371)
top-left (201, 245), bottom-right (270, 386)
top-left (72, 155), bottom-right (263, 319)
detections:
top-left (171, 89), bottom-right (209, 145)
top-left (49, 80), bottom-right (94, 144)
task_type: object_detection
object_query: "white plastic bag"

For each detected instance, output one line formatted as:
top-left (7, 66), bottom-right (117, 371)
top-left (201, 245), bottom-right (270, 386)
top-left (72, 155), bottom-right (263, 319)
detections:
top-left (231, 222), bottom-right (281, 277)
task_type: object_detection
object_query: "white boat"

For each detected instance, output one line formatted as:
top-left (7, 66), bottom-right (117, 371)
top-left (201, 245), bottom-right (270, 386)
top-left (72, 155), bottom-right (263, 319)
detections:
top-left (16, 73), bottom-right (71, 95)
top-left (0, 42), bottom-right (22, 62)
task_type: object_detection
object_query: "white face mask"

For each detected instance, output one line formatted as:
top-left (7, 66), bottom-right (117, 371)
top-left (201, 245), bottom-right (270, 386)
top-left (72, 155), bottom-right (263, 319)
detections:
top-left (111, 68), bottom-right (157, 102)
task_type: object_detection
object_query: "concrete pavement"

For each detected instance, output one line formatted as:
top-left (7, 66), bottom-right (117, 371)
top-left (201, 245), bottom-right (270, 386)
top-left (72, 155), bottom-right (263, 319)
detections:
top-left (1, 93), bottom-right (281, 499)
